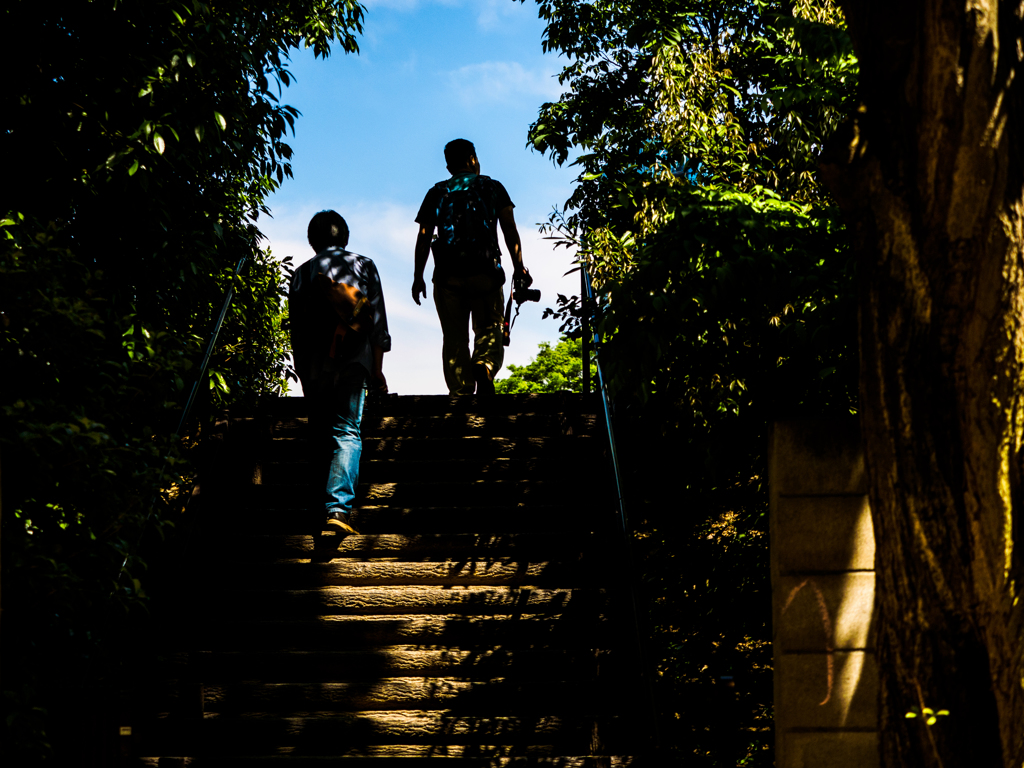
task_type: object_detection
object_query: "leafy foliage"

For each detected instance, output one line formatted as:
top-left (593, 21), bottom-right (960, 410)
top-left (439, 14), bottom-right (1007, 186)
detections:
top-left (524, 0), bottom-right (859, 763)
top-left (0, 1), bottom-right (364, 761)
top-left (597, 184), bottom-right (856, 418)
top-left (495, 336), bottom-right (596, 394)
top-left (529, 0), bottom-right (857, 222)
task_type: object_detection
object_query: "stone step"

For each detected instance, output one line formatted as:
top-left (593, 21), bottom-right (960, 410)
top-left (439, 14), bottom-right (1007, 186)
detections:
top-left (257, 435), bottom-right (601, 462)
top-left (137, 754), bottom-right (638, 767)
top-left (185, 647), bottom-right (626, 681)
top-left (135, 711), bottom-right (634, 754)
top-left (200, 559), bottom-right (621, 589)
top-left (257, 457), bottom-right (599, 486)
top-left (245, 480), bottom-right (608, 510)
top-left (180, 614), bottom-right (631, 651)
top-left (217, 506), bottom-right (621, 536)
top-left (134, 676), bottom-right (640, 721)
top-left (202, 586), bottom-right (621, 619)
top-left (368, 393), bottom-right (599, 417)
top-left (197, 677), bottom-right (628, 714)
top-left (270, 413), bottom-right (601, 440)
top-left (255, 393), bottom-right (601, 419)
top-left (364, 435), bottom-right (599, 460)
top-left (213, 533), bottom-right (598, 562)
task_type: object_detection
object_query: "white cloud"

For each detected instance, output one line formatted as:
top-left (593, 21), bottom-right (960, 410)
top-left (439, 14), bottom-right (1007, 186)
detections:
top-left (476, 0), bottom-right (523, 31)
top-left (447, 60), bottom-right (563, 105)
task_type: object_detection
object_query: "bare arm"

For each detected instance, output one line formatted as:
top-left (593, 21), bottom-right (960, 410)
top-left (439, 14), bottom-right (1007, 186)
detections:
top-left (412, 223), bottom-right (433, 305)
top-left (371, 343), bottom-right (387, 392)
top-left (497, 206), bottom-right (526, 276)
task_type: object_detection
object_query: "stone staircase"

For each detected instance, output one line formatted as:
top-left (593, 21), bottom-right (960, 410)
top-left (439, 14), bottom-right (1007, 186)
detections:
top-left (135, 393), bottom-right (647, 766)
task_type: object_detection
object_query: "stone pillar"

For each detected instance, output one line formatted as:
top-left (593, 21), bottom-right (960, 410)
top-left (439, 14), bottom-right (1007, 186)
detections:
top-left (769, 421), bottom-right (878, 768)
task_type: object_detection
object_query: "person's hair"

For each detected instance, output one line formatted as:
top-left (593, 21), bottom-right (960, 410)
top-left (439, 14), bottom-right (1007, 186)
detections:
top-left (444, 138), bottom-right (477, 169)
top-left (307, 210), bottom-right (349, 252)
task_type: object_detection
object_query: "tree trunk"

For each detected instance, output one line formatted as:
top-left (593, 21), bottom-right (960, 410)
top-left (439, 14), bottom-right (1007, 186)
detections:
top-left (821, 2), bottom-right (1024, 766)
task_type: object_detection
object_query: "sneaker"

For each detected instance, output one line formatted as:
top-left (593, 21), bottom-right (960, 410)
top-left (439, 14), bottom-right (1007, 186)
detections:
top-left (325, 511), bottom-right (359, 535)
top-left (474, 363), bottom-right (495, 396)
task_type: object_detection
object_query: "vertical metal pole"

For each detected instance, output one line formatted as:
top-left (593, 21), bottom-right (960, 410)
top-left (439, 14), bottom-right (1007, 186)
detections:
top-left (581, 266), bottom-right (591, 394)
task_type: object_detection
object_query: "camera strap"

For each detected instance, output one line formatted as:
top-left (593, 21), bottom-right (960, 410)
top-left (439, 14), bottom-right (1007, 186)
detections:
top-left (502, 292), bottom-right (521, 347)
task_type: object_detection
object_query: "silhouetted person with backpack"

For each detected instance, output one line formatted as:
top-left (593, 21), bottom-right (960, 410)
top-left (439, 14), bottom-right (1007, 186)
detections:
top-left (290, 210), bottom-right (391, 535)
top-left (412, 139), bottom-right (530, 395)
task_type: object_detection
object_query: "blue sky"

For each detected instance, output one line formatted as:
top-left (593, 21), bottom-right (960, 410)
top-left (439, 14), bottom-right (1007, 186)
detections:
top-left (260, 0), bottom-right (580, 395)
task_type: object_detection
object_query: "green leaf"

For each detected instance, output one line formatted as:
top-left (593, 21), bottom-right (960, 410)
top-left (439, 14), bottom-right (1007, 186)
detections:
top-left (2, 0), bottom-right (362, 734)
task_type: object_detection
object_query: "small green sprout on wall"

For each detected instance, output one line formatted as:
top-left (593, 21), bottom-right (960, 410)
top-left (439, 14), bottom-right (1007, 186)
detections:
top-left (906, 707), bottom-right (950, 726)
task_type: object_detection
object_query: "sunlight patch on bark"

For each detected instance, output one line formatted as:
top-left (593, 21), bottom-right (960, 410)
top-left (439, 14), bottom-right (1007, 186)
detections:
top-left (999, 435), bottom-right (1013, 581)
top-left (910, 508), bottom-right (956, 610)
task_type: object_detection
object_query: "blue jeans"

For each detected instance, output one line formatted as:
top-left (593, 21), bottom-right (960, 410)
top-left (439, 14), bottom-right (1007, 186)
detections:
top-left (307, 365), bottom-right (366, 517)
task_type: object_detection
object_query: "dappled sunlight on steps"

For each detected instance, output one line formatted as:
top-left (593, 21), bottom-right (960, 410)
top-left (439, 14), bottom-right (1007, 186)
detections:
top-left (134, 393), bottom-right (648, 766)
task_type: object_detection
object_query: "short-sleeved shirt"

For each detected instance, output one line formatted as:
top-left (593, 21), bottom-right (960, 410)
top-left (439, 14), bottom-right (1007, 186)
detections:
top-left (415, 173), bottom-right (514, 281)
top-left (289, 248), bottom-right (391, 393)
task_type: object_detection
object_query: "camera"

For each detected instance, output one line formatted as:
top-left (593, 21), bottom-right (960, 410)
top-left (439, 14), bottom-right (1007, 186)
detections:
top-left (513, 269), bottom-right (541, 304)
top-left (504, 268), bottom-right (541, 347)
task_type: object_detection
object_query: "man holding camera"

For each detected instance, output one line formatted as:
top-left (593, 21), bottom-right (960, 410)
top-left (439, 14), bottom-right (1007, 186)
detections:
top-left (412, 139), bottom-right (531, 395)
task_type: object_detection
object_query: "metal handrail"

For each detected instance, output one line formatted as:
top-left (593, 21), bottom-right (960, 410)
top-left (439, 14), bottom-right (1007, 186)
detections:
top-left (582, 268), bottom-right (627, 535)
top-left (582, 265), bottom-right (662, 750)
top-left (117, 255), bottom-right (248, 582)
top-left (176, 255), bottom-right (249, 437)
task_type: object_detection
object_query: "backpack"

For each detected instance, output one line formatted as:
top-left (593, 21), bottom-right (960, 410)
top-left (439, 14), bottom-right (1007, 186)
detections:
top-left (431, 174), bottom-right (503, 279)
top-left (315, 273), bottom-right (372, 362)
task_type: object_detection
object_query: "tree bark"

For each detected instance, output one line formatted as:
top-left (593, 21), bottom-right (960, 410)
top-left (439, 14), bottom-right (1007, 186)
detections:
top-left (821, 2), bottom-right (1024, 766)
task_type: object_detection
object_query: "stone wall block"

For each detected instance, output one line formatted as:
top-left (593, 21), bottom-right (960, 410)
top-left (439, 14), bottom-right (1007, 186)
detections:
top-left (770, 421), bottom-right (867, 496)
top-left (771, 419), bottom-right (877, 768)
top-left (776, 651), bottom-right (878, 730)
top-left (775, 495), bottom-right (875, 574)
top-left (782, 731), bottom-right (879, 768)
top-left (775, 573), bottom-right (876, 652)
